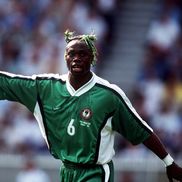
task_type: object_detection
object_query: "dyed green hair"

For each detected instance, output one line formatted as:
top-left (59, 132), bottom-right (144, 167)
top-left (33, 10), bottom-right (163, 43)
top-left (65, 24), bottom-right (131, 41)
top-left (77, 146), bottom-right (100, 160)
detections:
top-left (64, 30), bottom-right (98, 66)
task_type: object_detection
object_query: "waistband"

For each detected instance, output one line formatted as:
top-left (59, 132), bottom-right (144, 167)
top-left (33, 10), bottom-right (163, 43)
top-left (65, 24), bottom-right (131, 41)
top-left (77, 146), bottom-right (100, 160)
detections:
top-left (62, 160), bottom-right (112, 170)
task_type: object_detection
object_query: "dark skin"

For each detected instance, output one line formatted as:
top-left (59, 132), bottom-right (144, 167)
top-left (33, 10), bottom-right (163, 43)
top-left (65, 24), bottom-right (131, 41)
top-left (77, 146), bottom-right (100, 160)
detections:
top-left (143, 133), bottom-right (182, 182)
top-left (65, 39), bottom-right (93, 90)
top-left (65, 39), bottom-right (182, 182)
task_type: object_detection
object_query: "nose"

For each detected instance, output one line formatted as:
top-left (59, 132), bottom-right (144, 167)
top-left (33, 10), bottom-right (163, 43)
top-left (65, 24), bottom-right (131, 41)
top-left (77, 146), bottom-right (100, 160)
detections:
top-left (73, 54), bottom-right (81, 62)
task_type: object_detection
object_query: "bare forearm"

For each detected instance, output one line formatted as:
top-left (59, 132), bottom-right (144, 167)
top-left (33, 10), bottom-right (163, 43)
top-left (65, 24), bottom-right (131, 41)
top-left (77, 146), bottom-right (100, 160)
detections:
top-left (143, 132), bottom-right (168, 159)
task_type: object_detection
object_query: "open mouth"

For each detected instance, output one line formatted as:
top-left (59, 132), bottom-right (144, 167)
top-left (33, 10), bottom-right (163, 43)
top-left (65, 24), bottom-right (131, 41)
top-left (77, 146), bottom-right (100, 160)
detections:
top-left (72, 65), bottom-right (83, 72)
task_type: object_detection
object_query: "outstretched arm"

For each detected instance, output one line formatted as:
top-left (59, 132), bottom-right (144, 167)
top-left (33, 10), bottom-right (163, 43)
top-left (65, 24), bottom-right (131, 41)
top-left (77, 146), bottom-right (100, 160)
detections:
top-left (0, 71), bottom-right (37, 112)
top-left (143, 132), bottom-right (182, 182)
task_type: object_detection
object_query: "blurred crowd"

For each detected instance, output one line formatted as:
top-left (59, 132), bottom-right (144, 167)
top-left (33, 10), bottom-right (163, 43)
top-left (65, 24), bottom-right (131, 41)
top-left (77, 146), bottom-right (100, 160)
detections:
top-left (0, 0), bottom-right (119, 155)
top-left (139, 0), bottom-right (182, 158)
top-left (116, 0), bottom-right (182, 162)
top-left (16, 155), bottom-right (51, 182)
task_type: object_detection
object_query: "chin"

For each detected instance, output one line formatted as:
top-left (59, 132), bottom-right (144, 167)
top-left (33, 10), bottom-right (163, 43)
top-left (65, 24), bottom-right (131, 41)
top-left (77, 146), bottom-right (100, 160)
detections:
top-left (71, 70), bottom-right (84, 76)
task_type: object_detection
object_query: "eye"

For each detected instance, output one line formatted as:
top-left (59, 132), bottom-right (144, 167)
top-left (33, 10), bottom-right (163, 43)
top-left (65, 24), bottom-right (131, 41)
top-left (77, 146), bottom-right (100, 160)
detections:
top-left (80, 52), bottom-right (85, 57)
top-left (68, 51), bottom-right (75, 57)
top-left (79, 50), bottom-right (88, 57)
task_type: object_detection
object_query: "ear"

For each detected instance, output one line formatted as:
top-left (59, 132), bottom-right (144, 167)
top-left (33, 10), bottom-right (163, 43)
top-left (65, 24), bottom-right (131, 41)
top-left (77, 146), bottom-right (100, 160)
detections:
top-left (64, 51), bottom-right (67, 62)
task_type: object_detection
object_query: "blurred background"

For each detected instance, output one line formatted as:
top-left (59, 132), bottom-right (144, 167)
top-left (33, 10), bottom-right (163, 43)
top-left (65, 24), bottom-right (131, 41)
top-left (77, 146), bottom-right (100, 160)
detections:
top-left (0, 0), bottom-right (182, 181)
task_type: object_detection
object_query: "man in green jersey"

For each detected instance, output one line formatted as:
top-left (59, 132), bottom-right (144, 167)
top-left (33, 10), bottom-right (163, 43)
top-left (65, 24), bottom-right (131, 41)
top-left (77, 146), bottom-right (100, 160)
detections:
top-left (0, 30), bottom-right (182, 182)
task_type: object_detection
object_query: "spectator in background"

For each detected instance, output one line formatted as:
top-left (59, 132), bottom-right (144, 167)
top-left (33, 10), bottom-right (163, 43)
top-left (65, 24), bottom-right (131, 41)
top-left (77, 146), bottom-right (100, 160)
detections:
top-left (97, 0), bottom-right (118, 43)
top-left (147, 9), bottom-right (180, 56)
top-left (1, 103), bottom-right (47, 154)
top-left (138, 54), bottom-right (164, 119)
top-left (0, 36), bottom-right (21, 73)
top-left (16, 156), bottom-right (50, 182)
top-left (129, 0), bottom-right (182, 164)
top-left (163, 69), bottom-right (182, 108)
top-left (162, 0), bottom-right (182, 25)
top-left (146, 8), bottom-right (180, 80)
top-left (136, 0), bottom-right (182, 158)
top-left (151, 98), bottom-right (182, 156)
top-left (172, 33), bottom-right (182, 81)
top-left (129, 87), bottom-right (150, 122)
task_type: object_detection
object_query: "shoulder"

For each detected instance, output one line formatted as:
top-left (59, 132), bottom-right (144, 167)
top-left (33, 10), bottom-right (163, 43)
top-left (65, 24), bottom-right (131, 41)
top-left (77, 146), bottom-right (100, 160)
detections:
top-left (94, 74), bottom-right (127, 98)
top-left (0, 71), bottom-right (67, 82)
top-left (35, 73), bottom-right (67, 83)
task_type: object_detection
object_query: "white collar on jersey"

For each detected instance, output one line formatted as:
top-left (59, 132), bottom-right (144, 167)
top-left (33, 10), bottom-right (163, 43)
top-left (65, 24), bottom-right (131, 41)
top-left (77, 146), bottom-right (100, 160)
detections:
top-left (66, 72), bottom-right (96, 96)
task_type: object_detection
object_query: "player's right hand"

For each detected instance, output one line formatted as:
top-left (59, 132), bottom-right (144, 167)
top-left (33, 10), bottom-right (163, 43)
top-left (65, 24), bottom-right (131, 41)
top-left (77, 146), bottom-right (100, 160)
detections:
top-left (166, 162), bottom-right (182, 182)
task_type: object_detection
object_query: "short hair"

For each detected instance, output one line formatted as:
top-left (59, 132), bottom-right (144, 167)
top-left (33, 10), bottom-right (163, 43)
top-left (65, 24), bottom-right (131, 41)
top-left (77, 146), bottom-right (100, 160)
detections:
top-left (64, 30), bottom-right (98, 66)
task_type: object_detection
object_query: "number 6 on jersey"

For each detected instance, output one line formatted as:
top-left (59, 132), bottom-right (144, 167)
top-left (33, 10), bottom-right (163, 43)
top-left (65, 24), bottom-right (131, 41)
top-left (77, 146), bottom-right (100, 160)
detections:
top-left (67, 119), bottom-right (75, 136)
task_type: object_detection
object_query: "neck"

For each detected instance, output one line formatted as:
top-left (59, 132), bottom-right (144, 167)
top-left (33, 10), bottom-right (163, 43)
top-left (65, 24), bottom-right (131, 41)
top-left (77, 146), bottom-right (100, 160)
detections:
top-left (69, 71), bottom-right (93, 90)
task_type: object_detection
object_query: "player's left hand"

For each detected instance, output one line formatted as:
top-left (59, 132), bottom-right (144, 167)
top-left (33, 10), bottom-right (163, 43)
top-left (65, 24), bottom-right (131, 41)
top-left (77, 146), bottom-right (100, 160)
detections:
top-left (166, 162), bottom-right (182, 182)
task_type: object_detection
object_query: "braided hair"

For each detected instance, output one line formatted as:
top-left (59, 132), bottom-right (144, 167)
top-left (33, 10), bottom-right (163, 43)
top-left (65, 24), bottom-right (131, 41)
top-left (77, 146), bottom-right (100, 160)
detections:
top-left (64, 30), bottom-right (98, 66)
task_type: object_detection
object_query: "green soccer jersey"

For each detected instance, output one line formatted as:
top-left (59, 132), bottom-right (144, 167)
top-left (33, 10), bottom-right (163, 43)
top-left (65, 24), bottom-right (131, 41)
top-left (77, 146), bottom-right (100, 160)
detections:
top-left (0, 71), bottom-right (153, 165)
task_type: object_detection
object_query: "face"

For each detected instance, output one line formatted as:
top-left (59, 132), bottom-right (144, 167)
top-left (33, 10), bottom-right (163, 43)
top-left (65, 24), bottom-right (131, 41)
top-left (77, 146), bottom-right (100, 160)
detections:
top-left (65, 40), bottom-right (93, 76)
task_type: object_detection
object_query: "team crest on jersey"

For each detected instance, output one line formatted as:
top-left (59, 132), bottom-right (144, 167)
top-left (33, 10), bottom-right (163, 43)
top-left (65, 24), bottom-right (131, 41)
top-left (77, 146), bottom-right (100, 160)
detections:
top-left (80, 108), bottom-right (92, 121)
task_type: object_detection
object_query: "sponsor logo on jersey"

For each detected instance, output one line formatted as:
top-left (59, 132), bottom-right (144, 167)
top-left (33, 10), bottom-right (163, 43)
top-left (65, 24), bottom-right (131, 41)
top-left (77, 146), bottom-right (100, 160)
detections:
top-left (80, 108), bottom-right (92, 121)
